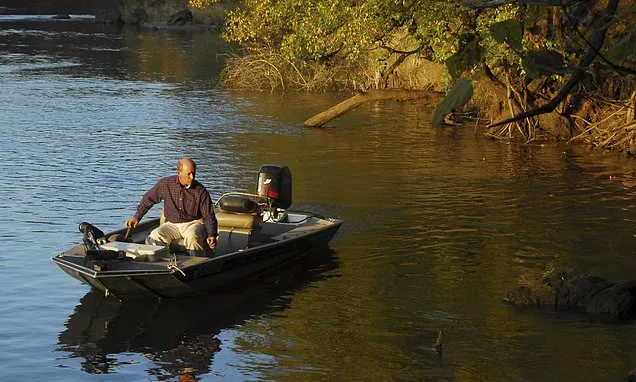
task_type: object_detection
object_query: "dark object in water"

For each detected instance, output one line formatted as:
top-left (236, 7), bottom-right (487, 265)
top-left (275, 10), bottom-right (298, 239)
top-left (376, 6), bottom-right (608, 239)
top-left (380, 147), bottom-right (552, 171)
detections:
top-left (503, 273), bottom-right (636, 320)
top-left (434, 329), bottom-right (443, 354)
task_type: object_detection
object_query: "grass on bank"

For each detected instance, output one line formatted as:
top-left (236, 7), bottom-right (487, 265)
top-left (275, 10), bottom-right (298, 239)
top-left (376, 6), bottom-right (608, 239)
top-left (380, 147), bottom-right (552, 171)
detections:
top-left (219, 51), bottom-right (365, 92)
top-left (219, 51), bottom-right (634, 155)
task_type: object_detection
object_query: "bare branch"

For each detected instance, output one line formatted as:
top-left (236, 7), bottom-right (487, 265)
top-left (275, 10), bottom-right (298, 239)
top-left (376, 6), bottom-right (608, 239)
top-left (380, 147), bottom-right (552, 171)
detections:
top-left (304, 89), bottom-right (441, 127)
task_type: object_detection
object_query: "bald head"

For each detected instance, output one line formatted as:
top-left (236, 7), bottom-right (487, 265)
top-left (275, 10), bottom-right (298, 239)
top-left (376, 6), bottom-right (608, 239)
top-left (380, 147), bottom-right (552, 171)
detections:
top-left (177, 158), bottom-right (196, 172)
top-left (176, 158), bottom-right (196, 187)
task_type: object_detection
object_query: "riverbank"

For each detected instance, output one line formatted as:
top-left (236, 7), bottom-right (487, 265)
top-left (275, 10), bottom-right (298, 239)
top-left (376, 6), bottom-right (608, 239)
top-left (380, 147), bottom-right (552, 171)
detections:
top-left (216, 0), bottom-right (634, 156)
top-left (220, 48), bottom-right (634, 155)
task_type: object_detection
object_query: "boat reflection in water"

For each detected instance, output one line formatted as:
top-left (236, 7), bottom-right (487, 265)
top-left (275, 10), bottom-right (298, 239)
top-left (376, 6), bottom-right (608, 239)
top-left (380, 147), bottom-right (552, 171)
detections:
top-left (57, 248), bottom-right (339, 379)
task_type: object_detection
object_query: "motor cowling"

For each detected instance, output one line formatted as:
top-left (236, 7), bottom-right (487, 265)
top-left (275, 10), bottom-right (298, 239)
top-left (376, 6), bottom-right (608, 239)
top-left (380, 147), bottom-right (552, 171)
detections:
top-left (78, 222), bottom-right (105, 249)
top-left (257, 165), bottom-right (292, 209)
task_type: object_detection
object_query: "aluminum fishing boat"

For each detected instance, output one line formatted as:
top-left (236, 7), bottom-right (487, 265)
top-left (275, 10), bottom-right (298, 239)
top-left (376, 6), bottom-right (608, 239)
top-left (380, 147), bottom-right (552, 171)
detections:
top-left (52, 165), bottom-right (343, 300)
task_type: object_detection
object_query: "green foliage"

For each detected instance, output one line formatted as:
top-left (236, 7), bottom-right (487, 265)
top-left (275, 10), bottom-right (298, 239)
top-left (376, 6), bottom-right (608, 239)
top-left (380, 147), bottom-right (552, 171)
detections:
top-left (221, 0), bottom-right (587, 92)
top-left (489, 19), bottom-right (523, 53)
top-left (188, 0), bottom-right (218, 8)
top-left (476, 5), bottom-right (524, 74)
top-left (432, 79), bottom-right (474, 127)
top-left (409, 3), bottom-right (476, 62)
top-left (224, 0), bottom-right (373, 63)
top-left (223, 0), bottom-right (477, 66)
top-left (445, 39), bottom-right (484, 79)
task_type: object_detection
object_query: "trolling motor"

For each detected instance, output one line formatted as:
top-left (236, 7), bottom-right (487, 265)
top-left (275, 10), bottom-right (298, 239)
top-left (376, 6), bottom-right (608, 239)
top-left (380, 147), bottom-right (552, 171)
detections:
top-left (78, 222), bottom-right (105, 250)
top-left (78, 222), bottom-right (123, 266)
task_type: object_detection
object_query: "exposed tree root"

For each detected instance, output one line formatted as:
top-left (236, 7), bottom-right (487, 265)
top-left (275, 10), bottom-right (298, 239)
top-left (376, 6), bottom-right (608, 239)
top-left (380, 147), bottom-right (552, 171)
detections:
top-left (570, 92), bottom-right (636, 155)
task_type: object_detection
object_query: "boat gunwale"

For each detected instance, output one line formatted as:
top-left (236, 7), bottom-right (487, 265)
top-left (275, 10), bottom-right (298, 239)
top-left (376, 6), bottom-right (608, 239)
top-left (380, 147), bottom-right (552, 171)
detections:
top-left (52, 255), bottom-right (176, 278)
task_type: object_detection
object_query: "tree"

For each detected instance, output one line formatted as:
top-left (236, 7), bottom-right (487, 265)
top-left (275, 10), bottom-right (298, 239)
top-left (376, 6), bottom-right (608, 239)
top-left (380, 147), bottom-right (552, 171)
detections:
top-left (221, 0), bottom-right (634, 150)
top-left (447, 0), bottom-right (634, 141)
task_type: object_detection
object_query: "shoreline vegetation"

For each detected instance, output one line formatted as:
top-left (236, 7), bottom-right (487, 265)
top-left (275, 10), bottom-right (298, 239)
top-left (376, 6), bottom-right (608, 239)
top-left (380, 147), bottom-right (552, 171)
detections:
top-left (99, 0), bottom-right (633, 155)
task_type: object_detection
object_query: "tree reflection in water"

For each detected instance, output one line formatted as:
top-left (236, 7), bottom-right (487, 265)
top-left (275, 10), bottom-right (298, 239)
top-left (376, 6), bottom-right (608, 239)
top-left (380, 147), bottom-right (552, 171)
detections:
top-left (56, 248), bottom-right (340, 379)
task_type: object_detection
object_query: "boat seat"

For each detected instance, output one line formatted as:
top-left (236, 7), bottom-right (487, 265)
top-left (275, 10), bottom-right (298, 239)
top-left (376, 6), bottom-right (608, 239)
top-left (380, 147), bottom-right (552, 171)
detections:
top-left (215, 208), bottom-right (261, 247)
top-left (215, 193), bottom-right (262, 233)
top-left (216, 210), bottom-right (260, 231)
top-left (215, 200), bottom-right (262, 255)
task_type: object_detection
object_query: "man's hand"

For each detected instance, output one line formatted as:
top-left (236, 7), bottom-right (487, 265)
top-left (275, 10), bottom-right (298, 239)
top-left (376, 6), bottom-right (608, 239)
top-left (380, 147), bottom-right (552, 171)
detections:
top-left (126, 216), bottom-right (139, 229)
top-left (207, 236), bottom-right (217, 250)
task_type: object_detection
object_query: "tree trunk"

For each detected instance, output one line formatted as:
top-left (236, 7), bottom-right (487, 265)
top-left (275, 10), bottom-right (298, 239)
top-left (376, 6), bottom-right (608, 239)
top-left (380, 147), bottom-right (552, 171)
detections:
top-left (304, 89), bottom-right (441, 127)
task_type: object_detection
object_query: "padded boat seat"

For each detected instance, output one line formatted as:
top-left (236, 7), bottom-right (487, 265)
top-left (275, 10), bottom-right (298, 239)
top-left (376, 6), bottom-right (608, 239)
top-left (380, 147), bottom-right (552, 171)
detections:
top-left (215, 203), bottom-right (262, 255)
top-left (216, 210), bottom-right (260, 230)
top-left (215, 194), bottom-right (262, 232)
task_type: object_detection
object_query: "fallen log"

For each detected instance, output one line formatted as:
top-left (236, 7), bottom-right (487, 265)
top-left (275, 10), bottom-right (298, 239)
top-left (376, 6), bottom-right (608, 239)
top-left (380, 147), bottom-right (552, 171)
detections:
top-left (304, 89), bottom-right (441, 127)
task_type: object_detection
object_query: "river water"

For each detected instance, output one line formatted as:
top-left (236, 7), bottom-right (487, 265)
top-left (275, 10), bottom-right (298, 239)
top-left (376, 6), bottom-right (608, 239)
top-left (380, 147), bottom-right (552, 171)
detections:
top-left (0, 16), bottom-right (635, 382)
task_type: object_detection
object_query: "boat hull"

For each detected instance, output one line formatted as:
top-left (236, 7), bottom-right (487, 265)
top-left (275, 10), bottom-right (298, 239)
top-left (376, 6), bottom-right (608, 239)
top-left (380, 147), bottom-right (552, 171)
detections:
top-left (53, 217), bottom-right (342, 300)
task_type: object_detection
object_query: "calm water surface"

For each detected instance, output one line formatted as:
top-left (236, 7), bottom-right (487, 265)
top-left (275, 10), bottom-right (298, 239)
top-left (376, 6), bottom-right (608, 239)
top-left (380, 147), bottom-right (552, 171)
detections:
top-left (0, 17), bottom-right (635, 382)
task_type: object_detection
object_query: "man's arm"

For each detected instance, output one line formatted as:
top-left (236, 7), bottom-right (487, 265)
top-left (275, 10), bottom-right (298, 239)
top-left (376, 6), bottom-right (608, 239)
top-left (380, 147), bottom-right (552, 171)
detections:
top-left (126, 179), bottom-right (165, 228)
top-left (200, 190), bottom-right (218, 245)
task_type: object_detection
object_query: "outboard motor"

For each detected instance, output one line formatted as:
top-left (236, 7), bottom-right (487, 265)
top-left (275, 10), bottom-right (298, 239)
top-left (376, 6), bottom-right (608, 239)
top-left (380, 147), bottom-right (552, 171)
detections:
top-left (257, 165), bottom-right (292, 209)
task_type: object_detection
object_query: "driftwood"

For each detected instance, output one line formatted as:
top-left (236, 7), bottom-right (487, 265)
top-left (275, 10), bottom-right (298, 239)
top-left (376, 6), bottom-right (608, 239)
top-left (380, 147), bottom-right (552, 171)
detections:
top-left (304, 89), bottom-right (440, 127)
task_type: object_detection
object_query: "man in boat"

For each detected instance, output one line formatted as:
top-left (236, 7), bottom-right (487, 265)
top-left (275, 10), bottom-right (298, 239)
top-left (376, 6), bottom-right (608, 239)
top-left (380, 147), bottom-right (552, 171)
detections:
top-left (125, 158), bottom-right (218, 256)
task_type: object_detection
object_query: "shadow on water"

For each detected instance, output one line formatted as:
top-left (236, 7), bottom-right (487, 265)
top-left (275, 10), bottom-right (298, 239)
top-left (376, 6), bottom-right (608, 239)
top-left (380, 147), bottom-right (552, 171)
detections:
top-left (56, 247), bottom-right (340, 379)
